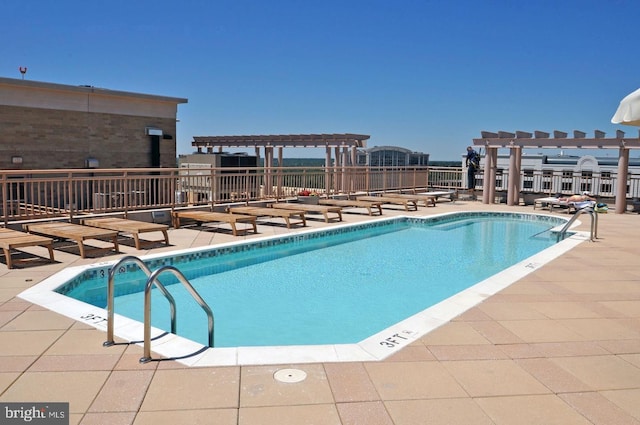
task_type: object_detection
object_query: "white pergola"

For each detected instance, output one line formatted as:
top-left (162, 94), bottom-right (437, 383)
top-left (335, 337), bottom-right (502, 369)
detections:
top-left (472, 130), bottom-right (640, 214)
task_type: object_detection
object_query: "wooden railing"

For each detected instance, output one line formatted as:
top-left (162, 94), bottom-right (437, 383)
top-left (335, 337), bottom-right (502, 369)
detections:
top-left (1, 166), bottom-right (435, 224)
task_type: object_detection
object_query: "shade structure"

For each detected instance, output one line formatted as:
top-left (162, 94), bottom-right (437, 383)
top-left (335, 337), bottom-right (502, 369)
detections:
top-left (612, 87), bottom-right (640, 126)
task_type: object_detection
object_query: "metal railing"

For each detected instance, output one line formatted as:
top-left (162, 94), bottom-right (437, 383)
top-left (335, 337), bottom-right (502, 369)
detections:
top-left (475, 168), bottom-right (640, 199)
top-left (3, 165), bottom-right (639, 224)
top-left (556, 206), bottom-right (598, 242)
top-left (142, 265), bottom-right (214, 363)
top-left (0, 166), bottom-right (436, 224)
top-left (104, 256), bottom-right (177, 347)
top-left (103, 255), bottom-right (214, 363)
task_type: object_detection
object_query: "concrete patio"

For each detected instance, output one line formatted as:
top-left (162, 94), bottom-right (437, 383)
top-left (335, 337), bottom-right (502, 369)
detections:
top-left (1, 201), bottom-right (639, 424)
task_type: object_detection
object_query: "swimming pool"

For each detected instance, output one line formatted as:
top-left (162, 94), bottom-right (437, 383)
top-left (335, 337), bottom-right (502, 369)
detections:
top-left (19, 211), bottom-right (587, 366)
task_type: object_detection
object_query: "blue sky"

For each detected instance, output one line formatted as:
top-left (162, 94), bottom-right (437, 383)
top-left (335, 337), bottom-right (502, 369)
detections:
top-left (3, 0), bottom-right (640, 160)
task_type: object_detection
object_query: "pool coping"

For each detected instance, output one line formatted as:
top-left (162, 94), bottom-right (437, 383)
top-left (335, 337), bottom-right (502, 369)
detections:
top-left (18, 211), bottom-right (589, 367)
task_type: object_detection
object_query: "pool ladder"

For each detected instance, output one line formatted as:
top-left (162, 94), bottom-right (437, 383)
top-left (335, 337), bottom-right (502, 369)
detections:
top-left (556, 206), bottom-right (598, 242)
top-left (103, 255), bottom-right (214, 363)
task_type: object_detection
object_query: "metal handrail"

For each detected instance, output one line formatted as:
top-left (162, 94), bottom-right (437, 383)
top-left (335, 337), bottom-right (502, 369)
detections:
top-left (140, 265), bottom-right (214, 363)
top-left (556, 206), bottom-right (598, 242)
top-left (103, 255), bottom-right (177, 347)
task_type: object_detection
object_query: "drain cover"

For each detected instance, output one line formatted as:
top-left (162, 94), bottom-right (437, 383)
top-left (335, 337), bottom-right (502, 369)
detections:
top-left (274, 368), bottom-right (307, 383)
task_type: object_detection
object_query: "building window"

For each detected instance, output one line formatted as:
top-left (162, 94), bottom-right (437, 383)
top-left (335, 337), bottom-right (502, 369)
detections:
top-left (541, 169), bottom-right (553, 191)
top-left (494, 168), bottom-right (503, 189)
top-left (522, 169), bottom-right (534, 189)
top-left (560, 170), bottom-right (573, 192)
top-left (580, 170), bottom-right (593, 193)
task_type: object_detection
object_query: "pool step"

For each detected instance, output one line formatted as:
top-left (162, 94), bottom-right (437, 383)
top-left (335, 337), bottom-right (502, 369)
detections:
top-left (428, 219), bottom-right (475, 231)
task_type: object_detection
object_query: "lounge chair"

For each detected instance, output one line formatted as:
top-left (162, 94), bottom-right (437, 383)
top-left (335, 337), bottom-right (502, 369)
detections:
top-left (171, 210), bottom-right (258, 236)
top-left (384, 193), bottom-right (436, 207)
top-left (270, 203), bottom-right (342, 223)
top-left (228, 206), bottom-right (306, 228)
top-left (318, 199), bottom-right (383, 216)
top-left (23, 222), bottom-right (119, 258)
top-left (570, 200), bottom-right (596, 211)
top-left (356, 195), bottom-right (418, 211)
top-left (533, 197), bottom-right (595, 213)
top-left (0, 228), bottom-right (55, 269)
top-left (81, 217), bottom-right (170, 250)
top-left (418, 190), bottom-right (457, 202)
top-left (533, 196), bottom-right (562, 211)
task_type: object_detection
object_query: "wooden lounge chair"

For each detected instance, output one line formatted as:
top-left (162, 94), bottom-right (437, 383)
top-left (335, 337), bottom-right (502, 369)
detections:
top-left (270, 203), bottom-right (342, 223)
top-left (23, 222), bottom-right (119, 258)
top-left (81, 217), bottom-right (170, 250)
top-left (171, 210), bottom-right (258, 236)
top-left (384, 193), bottom-right (436, 207)
top-left (356, 195), bottom-right (418, 211)
top-left (318, 199), bottom-right (383, 216)
top-left (0, 228), bottom-right (55, 269)
top-left (228, 206), bottom-right (306, 228)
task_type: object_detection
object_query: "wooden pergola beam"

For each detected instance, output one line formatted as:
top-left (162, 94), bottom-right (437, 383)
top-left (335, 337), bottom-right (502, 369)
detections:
top-left (472, 137), bottom-right (640, 149)
top-left (192, 133), bottom-right (370, 149)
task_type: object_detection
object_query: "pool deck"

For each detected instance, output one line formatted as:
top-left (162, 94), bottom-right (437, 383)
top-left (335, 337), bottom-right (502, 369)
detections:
top-left (1, 201), bottom-right (639, 425)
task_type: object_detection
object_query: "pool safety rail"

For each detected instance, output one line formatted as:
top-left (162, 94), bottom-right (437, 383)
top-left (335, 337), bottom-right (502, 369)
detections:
top-left (103, 255), bottom-right (215, 363)
top-left (557, 206), bottom-right (598, 242)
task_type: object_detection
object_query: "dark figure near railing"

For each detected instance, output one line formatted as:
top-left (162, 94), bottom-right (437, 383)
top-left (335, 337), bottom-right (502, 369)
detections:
top-left (465, 146), bottom-right (480, 191)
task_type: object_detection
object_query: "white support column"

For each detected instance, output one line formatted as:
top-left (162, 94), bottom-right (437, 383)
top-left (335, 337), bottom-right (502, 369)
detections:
top-left (616, 147), bottom-right (629, 214)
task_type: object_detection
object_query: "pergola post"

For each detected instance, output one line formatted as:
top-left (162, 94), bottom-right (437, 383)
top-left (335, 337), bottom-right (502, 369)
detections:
top-left (325, 147), bottom-right (332, 195)
top-left (341, 146), bottom-right (349, 193)
top-left (350, 146), bottom-right (358, 193)
top-left (489, 148), bottom-right (498, 203)
top-left (481, 147), bottom-right (492, 204)
top-left (507, 147), bottom-right (521, 206)
top-left (276, 147), bottom-right (283, 198)
top-left (264, 147), bottom-right (273, 197)
top-left (616, 147), bottom-right (629, 214)
top-left (334, 147), bottom-right (341, 192)
top-left (482, 147), bottom-right (498, 204)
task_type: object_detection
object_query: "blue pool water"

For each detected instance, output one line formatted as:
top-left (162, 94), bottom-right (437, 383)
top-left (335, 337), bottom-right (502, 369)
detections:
top-left (58, 213), bottom-right (564, 348)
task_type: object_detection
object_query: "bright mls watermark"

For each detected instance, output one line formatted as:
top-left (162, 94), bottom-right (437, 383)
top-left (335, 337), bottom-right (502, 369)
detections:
top-left (1, 403), bottom-right (68, 424)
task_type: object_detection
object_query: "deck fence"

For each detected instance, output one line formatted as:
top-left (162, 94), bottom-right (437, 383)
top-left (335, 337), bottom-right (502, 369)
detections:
top-left (2, 166), bottom-right (638, 224)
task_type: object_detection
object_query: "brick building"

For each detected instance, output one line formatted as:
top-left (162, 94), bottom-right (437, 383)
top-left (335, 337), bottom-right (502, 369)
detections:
top-left (0, 77), bottom-right (187, 170)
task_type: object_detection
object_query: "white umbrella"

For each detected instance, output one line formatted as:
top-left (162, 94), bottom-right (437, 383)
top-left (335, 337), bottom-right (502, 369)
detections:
top-left (611, 87), bottom-right (640, 126)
